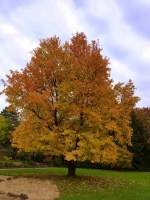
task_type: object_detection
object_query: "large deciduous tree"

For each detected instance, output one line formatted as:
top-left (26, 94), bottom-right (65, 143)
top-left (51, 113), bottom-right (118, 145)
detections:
top-left (3, 33), bottom-right (138, 176)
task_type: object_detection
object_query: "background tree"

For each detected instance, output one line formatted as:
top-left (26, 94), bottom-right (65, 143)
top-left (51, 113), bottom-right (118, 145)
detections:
top-left (0, 115), bottom-right (10, 146)
top-left (131, 108), bottom-right (150, 169)
top-left (0, 107), bottom-right (19, 157)
top-left (4, 33), bottom-right (138, 176)
top-left (1, 107), bottom-right (19, 132)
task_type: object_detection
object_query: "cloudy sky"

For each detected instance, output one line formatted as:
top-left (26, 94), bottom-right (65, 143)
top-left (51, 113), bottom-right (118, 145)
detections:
top-left (0, 0), bottom-right (150, 110)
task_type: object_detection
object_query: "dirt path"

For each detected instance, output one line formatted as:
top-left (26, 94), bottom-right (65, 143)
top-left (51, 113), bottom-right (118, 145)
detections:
top-left (0, 176), bottom-right (59, 200)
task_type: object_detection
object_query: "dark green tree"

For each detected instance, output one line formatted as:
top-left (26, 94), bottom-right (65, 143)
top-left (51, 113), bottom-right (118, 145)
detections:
top-left (1, 107), bottom-right (19, 134)
top-left (0, 107), bottom-right (19, 156)
top-left (131, 108), bottom-right (150, 169)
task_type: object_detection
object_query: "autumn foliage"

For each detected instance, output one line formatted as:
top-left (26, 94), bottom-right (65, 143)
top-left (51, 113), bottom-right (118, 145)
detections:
top-left (4, 33), bottom-right (139, 175)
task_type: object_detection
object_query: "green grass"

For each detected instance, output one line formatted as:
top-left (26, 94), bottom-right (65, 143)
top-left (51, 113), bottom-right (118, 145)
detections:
top-left (0, 167), bottom-right (150, 200)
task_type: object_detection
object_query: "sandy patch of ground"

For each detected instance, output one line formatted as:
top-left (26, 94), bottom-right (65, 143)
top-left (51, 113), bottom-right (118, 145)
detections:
top-left (0, 176), bottom-right (59, 200)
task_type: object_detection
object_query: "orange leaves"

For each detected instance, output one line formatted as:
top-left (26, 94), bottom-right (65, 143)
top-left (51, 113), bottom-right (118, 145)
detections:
top-left (4, 32), bottom-right (139, 167)
top-left (75, 132), bottom-right (117, 164)
top-left (105, 121), bottom-right (119, 132)
top-left (12, 116), bottom-right (61, 155)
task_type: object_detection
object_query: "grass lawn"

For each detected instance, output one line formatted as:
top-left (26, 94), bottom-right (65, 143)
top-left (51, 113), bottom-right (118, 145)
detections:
top-left (0, 167), bottom-right (149, 200)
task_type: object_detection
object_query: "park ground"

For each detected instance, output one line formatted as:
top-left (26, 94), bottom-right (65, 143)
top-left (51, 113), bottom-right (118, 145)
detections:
top-left (0, 167), bottom-right (150, 200)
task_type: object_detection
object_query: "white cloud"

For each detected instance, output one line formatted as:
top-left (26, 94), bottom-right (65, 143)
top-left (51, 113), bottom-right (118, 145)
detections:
top-left (0, 19), bottom-right (36, 75)
top-left (0, 0), bottom-right (150, 109)
top-left (0, 0), bottom-right (90, 110)
top-left (10, 0), bottom-right (90, 39)
top-left (0, 95), bottom-right (8, 112)
top-left (86, 0), bottom-right (149, 58)
top-left (110, 58), bottom-right (135, 82)
top-left (0, 23), bottom-right (18, 35)
top-left (141, 44), bottom-right (150, 61)
top-left (137, 0), bottom-right (150, 5)
top-left (80, 0), bottom-right (150, 107)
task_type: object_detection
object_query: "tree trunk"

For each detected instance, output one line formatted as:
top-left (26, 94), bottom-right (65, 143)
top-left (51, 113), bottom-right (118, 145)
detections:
top-left (67, 113), bottom-right (83, 177)
top-left (54, 108), bottom-right (58, 126)
top-left (67, 160), bottom-right (77, 177)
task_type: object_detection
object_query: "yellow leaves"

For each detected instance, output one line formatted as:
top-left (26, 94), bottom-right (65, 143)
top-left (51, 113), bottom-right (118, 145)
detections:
top-left (61, 129), bottom-right (77, 152)
top-left (12, 115), bottom-right (58, 153)
top-left (65, 151), bottom-right (78, 161)
top-left (116, 146), bottom-right (133, 168)
top-left (26, 92), bottom-right (44, 105)
top-left (4, 32), bottom-right (139, 167)
top-left (86, 133), bottom-right (117, 164)
top-left (63, 131), bottom-right (117, 164)
top-left (83, 109), bottom-right (102, 129)
top-left (105, 121), bottom-right (120, 132)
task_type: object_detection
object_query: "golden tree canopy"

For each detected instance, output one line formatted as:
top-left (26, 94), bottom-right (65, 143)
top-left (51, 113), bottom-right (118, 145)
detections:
top-left (4, 32), bottom-right (139, 166)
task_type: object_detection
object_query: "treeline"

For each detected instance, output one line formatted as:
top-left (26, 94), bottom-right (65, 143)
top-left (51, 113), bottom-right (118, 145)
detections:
top-left (0, 106), bottom-right (150, 170)
top-left (131, 108), bottom-right (150, 170)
